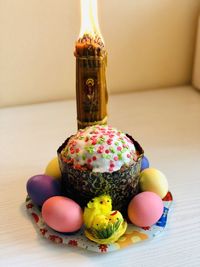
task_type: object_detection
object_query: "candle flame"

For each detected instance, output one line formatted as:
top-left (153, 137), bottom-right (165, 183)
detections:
top-left (79, 0), bottom-right (104, 43)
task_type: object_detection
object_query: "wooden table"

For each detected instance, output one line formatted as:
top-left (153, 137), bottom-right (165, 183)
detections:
top-left (1, 86), bottom-right (200, 267)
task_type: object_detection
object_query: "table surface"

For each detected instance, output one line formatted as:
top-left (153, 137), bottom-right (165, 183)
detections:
top-left (1, 86), bottom-right (200, 267)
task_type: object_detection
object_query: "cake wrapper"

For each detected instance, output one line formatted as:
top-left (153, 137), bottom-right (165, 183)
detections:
top-left (57, 135), bottom-right (144, 212)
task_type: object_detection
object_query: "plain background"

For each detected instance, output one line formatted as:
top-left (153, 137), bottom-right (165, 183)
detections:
top-left (0, 0), bottom-right (200, 107)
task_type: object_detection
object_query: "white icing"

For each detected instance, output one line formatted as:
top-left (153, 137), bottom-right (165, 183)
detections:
top-left (61, 125), bottom-right (137, 173)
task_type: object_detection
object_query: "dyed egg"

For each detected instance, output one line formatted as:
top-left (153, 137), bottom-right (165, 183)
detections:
top-left (26, 174), bottom-right (61, 206)
top-left (139, 168), bottom-right (168, 198)
top-left (42, 196), bottom-right (83, 232)
top-left (141, 155), bottom-right (149, 171)
top-left (45, 157), bottom-right (61, 180)
top-left (128, 192), bottom-right (164, 227)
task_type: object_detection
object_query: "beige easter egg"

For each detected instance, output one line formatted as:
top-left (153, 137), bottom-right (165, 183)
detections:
top-left (45, 157), bottom-right (61, 180)
top-left (139, 168), bottom-right (168, 199)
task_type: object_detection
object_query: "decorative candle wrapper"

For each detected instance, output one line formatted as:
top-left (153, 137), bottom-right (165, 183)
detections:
top-left (75, 56), bottom-right (108, 129)
top-left (25, 191), bottom-right (173, 253)
top-left (75, 50), bottom-right (108, 129)
top-left (57, 135), bottom-right (144, 212)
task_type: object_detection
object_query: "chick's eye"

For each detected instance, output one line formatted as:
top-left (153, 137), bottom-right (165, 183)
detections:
top-left (107, 200), bottom-right (110, 202)
top-left (100, 201), bottom-right (103, 204)
top-left (91, 200), bottom-right (94, 203)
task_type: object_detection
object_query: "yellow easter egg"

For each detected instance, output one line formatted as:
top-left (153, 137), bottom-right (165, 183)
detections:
top-left (139, 168), bottom-right (168, 199)
top-left (45, 157), bottom-right (61, 180)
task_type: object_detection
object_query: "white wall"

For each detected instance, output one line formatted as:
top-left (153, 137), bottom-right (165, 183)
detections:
top-left (0, 0), bottom-right (200, 107)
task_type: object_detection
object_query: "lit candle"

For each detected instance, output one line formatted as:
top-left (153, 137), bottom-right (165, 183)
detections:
top-left (75, 0), bottom-right (108, 129)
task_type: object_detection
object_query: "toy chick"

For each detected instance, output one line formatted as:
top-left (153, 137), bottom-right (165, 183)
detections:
top-left (83, 195), bottom-right (127, 244)
top-left (83, 195), bottom-right (112, 228)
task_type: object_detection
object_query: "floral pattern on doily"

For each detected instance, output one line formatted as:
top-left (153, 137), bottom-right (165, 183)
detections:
top-left (25, 192), bottom-right (173, 253)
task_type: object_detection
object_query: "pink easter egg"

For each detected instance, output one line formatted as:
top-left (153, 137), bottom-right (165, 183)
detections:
top-left (42, 196), bottom-right (83, 233)
top-left (128, 192), bottom-right (164, 227)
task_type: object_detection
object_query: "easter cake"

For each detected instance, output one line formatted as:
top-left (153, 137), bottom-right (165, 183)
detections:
top-left (57, 125), bottom-right (144, 211)
top-left (26, 124), bottom-right (173, 252)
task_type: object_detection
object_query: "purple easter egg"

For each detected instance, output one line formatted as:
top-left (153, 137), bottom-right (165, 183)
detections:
top-left (141, 156), bottom-right (149, 171)
top-left (26, 174), bottom-right (61, 206)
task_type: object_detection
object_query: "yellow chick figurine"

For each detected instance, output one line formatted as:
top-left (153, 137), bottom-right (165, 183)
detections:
top-left (83, 195), bottom-right (112, 228)
top-left (83, 195), bottom-right (127, 244)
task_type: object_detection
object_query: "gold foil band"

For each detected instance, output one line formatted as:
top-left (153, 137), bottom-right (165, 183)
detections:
top-left (77, 116), bottom-right (108, 129)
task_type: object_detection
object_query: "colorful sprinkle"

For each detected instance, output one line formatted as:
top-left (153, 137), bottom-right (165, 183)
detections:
top-left (110, 163), bottom-right (115, 168)
top-left (107, 139), bottom-right (112, 145)
top-left (87, 159), bottom-right (92, 165)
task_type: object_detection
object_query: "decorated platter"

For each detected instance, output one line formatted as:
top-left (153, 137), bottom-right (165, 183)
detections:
top-left (26, 191), bottom-right (173, 253)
